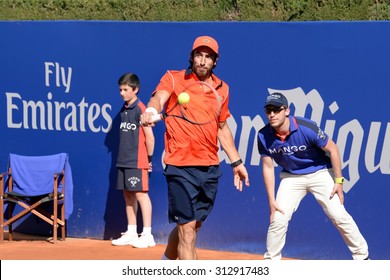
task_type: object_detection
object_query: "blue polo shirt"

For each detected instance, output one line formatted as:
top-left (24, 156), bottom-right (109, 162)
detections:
top-left (257, 116), bottom-right (332, 175)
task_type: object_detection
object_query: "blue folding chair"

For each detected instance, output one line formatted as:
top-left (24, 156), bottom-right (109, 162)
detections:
top-left (0, 153), bottom-right (73, 243)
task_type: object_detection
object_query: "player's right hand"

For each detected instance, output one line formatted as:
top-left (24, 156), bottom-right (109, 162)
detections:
top-left (140, 107), bottom-right (158, 127)
top-left (269, 201), bottom-right (285, 223)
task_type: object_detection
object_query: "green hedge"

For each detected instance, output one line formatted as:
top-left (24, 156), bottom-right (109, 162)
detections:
top-left (1, 0), bottom-right (390, 21)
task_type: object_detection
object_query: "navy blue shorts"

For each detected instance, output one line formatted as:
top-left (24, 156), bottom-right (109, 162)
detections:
top-left (116, 168), bottom-right (149, 191)
top-left (164, 165), bottom-right (222, 224)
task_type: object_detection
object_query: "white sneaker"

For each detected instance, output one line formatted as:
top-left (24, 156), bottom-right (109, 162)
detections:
top-left (111, 232), bottom-right (138, 246)
top-left (131, 234), bottom-right (156, 248)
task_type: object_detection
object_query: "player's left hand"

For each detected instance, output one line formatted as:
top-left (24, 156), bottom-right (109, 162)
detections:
top-left (233, 164), bottom-right (250, 191)
top-left (330, 183), bottom-right (344, 204)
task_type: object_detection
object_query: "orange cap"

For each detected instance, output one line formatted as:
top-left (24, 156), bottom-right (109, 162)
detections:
top-left (192, 36), bottom-right (219, 55)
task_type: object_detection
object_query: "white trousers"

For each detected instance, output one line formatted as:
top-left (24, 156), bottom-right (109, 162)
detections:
top-left (264, 169), bottom-right (369, 260)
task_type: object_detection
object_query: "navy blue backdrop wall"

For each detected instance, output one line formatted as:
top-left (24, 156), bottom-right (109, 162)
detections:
top-left (1, 21), bottom-right (389, 260)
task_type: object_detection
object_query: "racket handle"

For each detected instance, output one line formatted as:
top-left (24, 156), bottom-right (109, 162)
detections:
top-left (139, 113), bottom-right (163, 125)
top-left (150, 114), bottom-right (163, 122)
top-left (141, 107), bottom-right (163, 124)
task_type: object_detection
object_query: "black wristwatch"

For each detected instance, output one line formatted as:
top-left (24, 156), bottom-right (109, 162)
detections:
top-left (231, 159), bottom-right (243, 168)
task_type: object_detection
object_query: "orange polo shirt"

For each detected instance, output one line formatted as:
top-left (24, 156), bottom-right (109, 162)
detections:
top-left (154, 69), bottom-right (230, 166)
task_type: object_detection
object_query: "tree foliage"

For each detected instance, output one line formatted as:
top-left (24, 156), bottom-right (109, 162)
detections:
top-left (1, 0), bottom-right (389, 21)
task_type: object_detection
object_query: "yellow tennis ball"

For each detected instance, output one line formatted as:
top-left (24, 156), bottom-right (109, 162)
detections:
top-left (178, 92), bottom-right (190, 104)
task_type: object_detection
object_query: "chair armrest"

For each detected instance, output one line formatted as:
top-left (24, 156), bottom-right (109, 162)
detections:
top-left (53, 170), bottom-right (65, 194)
top-left (53, 171), bottom-right (65, 178)
top-left (0, 172), bottom-right (11, 195)
top-left (0, 172), bottom-right (11, 182)
top-left (0, 171), bottom-right (11, 178)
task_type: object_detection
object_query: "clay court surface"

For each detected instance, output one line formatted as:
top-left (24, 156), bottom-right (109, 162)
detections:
top-left (0, 232), bottom-right (269, 260)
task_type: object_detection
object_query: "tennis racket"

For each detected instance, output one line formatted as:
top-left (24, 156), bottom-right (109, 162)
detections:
top-left (150, 80), bottom-right (223, 125)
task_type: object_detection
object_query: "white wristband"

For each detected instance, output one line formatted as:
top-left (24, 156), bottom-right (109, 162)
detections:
top-left (145, 107), bottom-right (158, 116)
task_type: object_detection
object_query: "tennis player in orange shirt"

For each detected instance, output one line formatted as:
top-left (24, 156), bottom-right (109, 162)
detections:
top-left (140, 35), bottom-right (249, 260)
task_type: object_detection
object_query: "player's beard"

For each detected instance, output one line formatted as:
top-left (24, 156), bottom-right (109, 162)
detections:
top-left (193, 65), bottom-right (212, 80)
